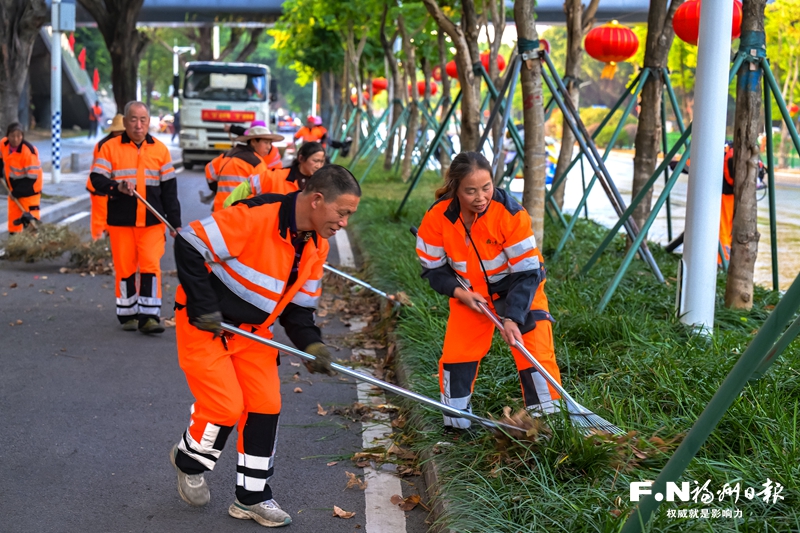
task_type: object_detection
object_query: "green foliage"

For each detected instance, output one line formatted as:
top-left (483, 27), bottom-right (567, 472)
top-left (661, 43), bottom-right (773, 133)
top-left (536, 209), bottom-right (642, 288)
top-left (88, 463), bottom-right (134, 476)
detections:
top-left (346, 161), bottom-right (800, 533)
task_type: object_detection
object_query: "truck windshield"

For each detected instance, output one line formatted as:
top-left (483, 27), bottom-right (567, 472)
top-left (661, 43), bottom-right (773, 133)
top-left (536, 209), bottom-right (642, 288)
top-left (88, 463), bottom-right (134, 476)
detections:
top-left (184, 69), bottom-right (267, 102)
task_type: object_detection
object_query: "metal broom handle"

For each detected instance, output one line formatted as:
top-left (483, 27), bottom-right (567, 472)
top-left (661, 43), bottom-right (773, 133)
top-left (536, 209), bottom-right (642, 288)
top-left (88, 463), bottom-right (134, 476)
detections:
top-left (132, 190), bottom-right (176, 233)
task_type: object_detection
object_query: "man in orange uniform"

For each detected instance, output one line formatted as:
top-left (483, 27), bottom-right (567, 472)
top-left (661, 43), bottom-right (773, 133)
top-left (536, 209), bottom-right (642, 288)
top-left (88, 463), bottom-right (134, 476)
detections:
top-left (294, 116), bottom-right (327, 145)
top-left (205, 126), bottom-right (283, 212)
top-left (416, 152), bottom-right (562, 429)
top-left (85, 114), bottom-right (125, 240)
top-left (89, 100), bottom-right (103, 139)
top-left (169, 166), bottom-right (360, 527)
top-left (90, 101), bottom-right (181, 334)
top-left (1, 123), bottom-right (43, 233)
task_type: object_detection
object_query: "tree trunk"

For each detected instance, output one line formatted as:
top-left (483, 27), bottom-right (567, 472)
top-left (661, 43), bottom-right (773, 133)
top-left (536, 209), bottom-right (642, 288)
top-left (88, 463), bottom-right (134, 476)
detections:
top-left (552, 0), bottom-right (599, 209)
top-left (379, 4), bottom-right (403, 171)
top-left (234, 27), bottom-right (263, 62)
top-left (0, 0), bottom-right (48, 131)
top-left (421, 0), bottom-right (481, 152)
top-left (514, 0), bottom-right (547, 245)
top-left (78, 0), bottom-right (148, 111)
top-left (437, 30), bottom-right (452, 178)
top-left (217, 28), bottom-right (245, 61)
top-left (398, 14), bottom-right (419, 181)
top-left (777, 54), bottom-right (798, 168)
top-left (725, 0), bottom-right (767, 310)
top-left (630, 0), bottom-right (683, 239)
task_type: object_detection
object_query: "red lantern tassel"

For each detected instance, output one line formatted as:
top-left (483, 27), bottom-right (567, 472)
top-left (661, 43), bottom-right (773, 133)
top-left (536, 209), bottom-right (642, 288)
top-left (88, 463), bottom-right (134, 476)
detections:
top-left (601, 61), bottom-right (617, 79)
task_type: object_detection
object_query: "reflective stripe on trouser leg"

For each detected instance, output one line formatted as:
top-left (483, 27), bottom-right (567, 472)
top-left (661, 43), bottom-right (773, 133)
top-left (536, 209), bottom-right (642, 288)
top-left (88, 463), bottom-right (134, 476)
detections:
top-left (440, 361), bottom-right (480, 429)
top-left (175, 418), bottom-right (234, 475)
top-left (116, 274), bottom-right (139, 320)
top-left (512, 320), bottom-right (562, 412)
top-left (236, 413), bottom-right (280, 505)
top-left (137, 273), bottom-right (162, 323)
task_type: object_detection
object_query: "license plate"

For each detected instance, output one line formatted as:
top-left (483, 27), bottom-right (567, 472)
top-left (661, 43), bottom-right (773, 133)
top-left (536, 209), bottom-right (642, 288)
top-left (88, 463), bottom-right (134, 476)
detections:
top-left (214, 143), bottom-right (232, 150)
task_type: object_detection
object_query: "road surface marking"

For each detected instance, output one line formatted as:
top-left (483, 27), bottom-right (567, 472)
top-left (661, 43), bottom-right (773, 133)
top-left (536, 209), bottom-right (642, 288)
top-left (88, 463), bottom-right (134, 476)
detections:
top-left (57, 211), bottom-right (91, 226)
top-left (334, 229), bottom-right (355, 268)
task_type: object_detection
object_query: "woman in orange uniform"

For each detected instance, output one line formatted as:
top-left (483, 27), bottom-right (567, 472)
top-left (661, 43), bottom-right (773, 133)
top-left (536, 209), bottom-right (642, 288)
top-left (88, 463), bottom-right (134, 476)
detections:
top-left (415, 152), bottom-right (562, 429)
top-left (223, 142), bottom-right (327, 207)
top-left (1, 123), bottom-right (43, 233)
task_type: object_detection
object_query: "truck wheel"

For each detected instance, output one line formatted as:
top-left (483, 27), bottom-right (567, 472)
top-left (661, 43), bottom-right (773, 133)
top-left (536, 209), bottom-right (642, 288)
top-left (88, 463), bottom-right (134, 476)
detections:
top-left (183, 161), bottom-right (194, 170)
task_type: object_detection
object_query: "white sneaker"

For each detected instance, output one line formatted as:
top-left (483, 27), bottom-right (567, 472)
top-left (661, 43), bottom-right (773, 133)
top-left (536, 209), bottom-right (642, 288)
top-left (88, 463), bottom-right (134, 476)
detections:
top-left (228, 498), bottom-right (292, 528)
top-left (169, 445), bottom-right (210, 507)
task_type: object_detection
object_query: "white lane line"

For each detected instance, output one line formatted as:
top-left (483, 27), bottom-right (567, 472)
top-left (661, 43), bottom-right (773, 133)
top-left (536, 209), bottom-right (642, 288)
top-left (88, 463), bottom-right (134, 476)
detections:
top-left (350, 326), bottom-right (406, 533)
top-left (57, 211), bottom-right (91, 226)
top-left (334, 228), bottom-right (356, 268)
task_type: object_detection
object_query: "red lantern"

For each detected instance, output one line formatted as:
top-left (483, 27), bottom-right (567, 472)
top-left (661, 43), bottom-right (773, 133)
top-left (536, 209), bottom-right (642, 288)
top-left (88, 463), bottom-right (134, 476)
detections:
top-left (408, 81), bottom-right (438, 97)
top-left (790, 103), bottom-right (800, 116)
top-left (372, 78), bottom-right (388, 92)
top-left (350, 91), bottom-right (370, 105)
top-left (584, 20), bottom-right (639, 79)
top-left (432, 66), bottom-right (442, 82)
top-left (673, 0), bottom-right (742, 46)
top-left (540, 39), bottom-right (551, 54)
top-left (445, 60), bottom-right (459, 79)
top-left (480, 51), bottom-right (506, 72)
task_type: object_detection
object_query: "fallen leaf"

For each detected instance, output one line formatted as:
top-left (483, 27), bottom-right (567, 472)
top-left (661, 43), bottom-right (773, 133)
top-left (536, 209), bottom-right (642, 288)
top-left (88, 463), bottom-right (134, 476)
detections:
top-left (390, 495), bottom-right (403, 505)
top-left (332, 506), bottom-right (355, 519)
top-left (326, 461), bottom-right (338, 467)
top-left (293, 372), bottom-right (301, 382)
top-left (317, 403), bottom-right (328, 416)
top-left (290, 361), bottom-right (301, 367)
top-left (40, 289), bottom-right (54, 295)
top-left (399, 494), bottom-right (421, 511)
top-left (293, 387), bottom-right (303, 393)
top-left (42, 276), bottom-right (48, 280)
top-left (65, 287), bottom-right (74, 292)
top-left (9, 283), bottom-right (17, 288)
top-left (59, 268), bottom-right (68, 274)
top-left (15, 319), bottom-right (23, 325)
top-left (345, 471), bottom-right (367, 490)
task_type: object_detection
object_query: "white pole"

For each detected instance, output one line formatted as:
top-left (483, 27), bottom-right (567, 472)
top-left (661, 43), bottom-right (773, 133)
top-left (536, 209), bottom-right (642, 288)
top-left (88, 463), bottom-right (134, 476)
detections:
top-left (173, 44), bottom-right (180, 113)
top-left (311, 79), bottom-right (318, 117)
top-left (679, 0), bottom-right (734, 330)
top-left (212, 26), bottom-right (220, 60)
top-left (50, 0), bottom-right (62, 184)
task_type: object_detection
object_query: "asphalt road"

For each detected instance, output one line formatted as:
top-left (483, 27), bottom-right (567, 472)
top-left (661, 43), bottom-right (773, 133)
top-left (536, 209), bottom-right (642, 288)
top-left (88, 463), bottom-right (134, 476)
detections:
top-left (0, 169), bottom-right (428, 532)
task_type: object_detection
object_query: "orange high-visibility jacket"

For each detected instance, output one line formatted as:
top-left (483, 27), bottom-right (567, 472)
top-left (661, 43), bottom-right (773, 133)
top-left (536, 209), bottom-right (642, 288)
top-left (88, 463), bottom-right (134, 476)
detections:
top-left (264, 145), bottom-right (282, 169)
top-left (251, 166), bottom-right (312, 196)
top-left (1, 137), bottom-right (43, 198)
top-left (86, 133), bottom-right (117, 195)
top-left (205, 144), bottom-right (267, 212)
top-left (89, 132), bottom-right (181, 228)
top-left (176, 192), bottom-right (327, 343)
top-left (294, 126), bottom-right (327, 143)
top-left (416, 188), bottom-right (549, 326)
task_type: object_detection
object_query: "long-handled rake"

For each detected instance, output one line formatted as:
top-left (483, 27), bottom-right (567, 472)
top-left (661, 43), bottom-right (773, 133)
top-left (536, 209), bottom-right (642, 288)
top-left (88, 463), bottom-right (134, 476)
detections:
top-left (221, 322), bottom-right (525, 434)
top-left (410, 226), bottom-right (623, 436)
top-left (130, 192), bottom-right (522, 434)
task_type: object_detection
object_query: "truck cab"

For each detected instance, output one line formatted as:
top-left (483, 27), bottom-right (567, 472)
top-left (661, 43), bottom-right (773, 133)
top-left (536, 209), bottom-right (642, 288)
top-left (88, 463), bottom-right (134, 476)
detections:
top-left (178, 61), bottom-right (275, 170)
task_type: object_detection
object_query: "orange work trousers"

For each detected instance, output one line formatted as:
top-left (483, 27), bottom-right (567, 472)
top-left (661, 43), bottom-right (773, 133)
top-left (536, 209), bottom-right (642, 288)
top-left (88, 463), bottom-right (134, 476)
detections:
top-left (89, 193), bottom-right (108, 241)
top-left (107, 224), bottom-right (165, 325)
top-left (439, 296), bottom-right (562, 428)
top-left (173, 285), bottom-right (282, 505)
top-left (7, 194), bottom-right (40, 233)
top-left (719, 193), bottom-right (734, 264)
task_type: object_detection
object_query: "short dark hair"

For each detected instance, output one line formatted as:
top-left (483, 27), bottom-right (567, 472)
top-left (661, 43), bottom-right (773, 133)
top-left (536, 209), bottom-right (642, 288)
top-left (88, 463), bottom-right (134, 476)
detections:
top-left (303, 164), bottom-right (361, 201)
top-left (6, 122), bottom-right (23, 137)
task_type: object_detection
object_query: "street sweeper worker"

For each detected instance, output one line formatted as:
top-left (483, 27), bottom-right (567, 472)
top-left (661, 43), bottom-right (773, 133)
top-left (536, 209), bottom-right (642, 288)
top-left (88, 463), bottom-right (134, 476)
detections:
top-left (415, 151), bottom-right (562, 430)
top-left (89, 101), bottom-right (181, 334)
top-left (169, 164), bottom-right (360, 527)
top-left (85, 114), bottom-right (125, 240)
top-left (719, 142), bottom-right (735, 264)
top-left (205, 126), bottom-right (282, 212)
top-left (225, 121), bottom-right (283, 169)
top-left (1, 122), bottom-right (43, 233)
top-left (294, 116), bottom-right (327, 145)
top-left (223, 142), bottom-right (327, 208)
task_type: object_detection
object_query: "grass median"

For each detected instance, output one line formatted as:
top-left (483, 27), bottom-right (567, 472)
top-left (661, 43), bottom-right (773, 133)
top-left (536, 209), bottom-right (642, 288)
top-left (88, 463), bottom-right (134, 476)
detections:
top-left (346, 158), bottom-right (799, 532)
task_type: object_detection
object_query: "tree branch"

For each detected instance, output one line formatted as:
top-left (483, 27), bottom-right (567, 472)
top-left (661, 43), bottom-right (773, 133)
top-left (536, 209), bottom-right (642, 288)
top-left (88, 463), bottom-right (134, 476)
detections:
top-left (218, 27), bottom-right (245, 61)
top-left (581, 0), bottom-right (601, 34)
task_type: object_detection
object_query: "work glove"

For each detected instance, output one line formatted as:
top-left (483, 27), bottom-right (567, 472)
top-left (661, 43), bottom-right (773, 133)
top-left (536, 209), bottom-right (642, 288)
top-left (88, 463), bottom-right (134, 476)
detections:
top-left (303, 342), bottom-right (337, 376)
top-left (190, 311), bottom-right (223, 337)
top-left (13, 212), bottom-right (36, 228)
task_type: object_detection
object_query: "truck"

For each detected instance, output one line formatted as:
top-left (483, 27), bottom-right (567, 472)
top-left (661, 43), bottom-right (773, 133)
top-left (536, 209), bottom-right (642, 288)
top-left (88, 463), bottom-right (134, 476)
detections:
top-left (177, 61), bottom-right (277, 170)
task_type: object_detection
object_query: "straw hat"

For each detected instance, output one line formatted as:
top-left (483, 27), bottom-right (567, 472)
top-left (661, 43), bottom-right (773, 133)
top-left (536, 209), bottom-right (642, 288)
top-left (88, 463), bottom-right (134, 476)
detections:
top-left (107, 114), bottom-right (125, 133)
top-left (234, 126), bottom-right (284, 143)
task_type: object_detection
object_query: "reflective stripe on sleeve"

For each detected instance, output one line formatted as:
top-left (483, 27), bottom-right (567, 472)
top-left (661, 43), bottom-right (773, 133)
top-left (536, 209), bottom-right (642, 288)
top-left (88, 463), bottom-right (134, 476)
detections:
top-left (290, 291), bottom-right (319, 308)
top-left (419, 255), bottom-right (447, 269)
top-left (508, 255), bottom-right (540, 273)
top-left (505, 236), bottom-right (537, 259)
top-left (250, 174), bottom-right (262, 195)
top-left (416, 235), bottom-right (445, 258)
top-left (111, 169), bottom-right (137, 179)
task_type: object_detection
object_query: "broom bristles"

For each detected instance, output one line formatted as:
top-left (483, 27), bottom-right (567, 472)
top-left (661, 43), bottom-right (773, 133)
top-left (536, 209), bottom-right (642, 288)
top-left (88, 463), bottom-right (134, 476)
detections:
top-left (2, 224), bottom-right (82, 263)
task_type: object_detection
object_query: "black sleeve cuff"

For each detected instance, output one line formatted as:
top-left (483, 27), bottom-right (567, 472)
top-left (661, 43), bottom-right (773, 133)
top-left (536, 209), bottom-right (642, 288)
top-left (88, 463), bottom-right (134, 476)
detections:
top-left (280, 303), bottom-right (323, 351)
top-left (504, 269), bottom-right (543, 324)
top-left (90, 172), bottom-right (118, 195)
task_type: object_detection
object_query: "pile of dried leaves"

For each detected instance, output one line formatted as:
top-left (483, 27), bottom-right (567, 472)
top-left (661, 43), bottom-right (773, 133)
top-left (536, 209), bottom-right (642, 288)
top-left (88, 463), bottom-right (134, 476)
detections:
top-left (2, 225), bottom-right (81, 262)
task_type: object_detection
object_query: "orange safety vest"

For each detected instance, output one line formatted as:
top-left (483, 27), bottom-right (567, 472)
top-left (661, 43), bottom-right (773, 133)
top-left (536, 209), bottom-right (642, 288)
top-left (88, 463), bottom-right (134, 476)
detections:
top-left (265, 144), bottom-right (282, 169)
top-left (416, 188), bottom-right (548, 314)
top-left (90, 105), bottom-right (102, 121)
top-left (722, 146), bottom-right (735, 194)
top-left (90, 132), bottom-right (179, 227)
top-left (180, 194), bottom-right (327, 327)
top-left (294, 126), bottom-right (327, 143)
top-left (249, 167), bottom-right (316, 197)
top-left (1, 137), bottom-right (43, 198)
top-left (205, 144), bottom-right (267, 212)
top-left (86, 133), bottom-right (118, 194)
